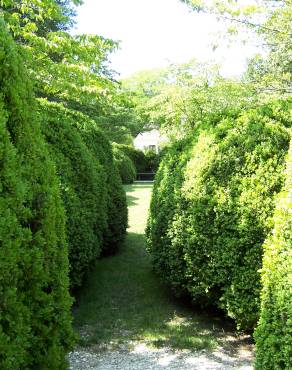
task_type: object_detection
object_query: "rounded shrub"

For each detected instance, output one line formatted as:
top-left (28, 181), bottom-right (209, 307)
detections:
top-left (114, 143), bottom-right (147, 172)
top-left (113, 144), bottom-right (137, 184)
top-left (72, 118), bottom-right (128, 255)
top-left (147, 103), bottom-right (291, 330)
top-left (254, 139), bottom-right (292, 369)
top-left (40, 106), bottom-right (128, 257)
top-left (38, 100), bottom-right (108, 288)
top-left (0, 20), bottom-right (73, 369)
top-left (146, 138), bottom-right (193, 294)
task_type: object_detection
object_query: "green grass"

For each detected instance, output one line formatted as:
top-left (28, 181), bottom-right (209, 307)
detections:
top-left (73, 182), bottom-right (219, 351)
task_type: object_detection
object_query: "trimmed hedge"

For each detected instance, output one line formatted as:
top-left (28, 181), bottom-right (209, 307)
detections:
top-left (254, 139), bottom-right (292, 369)
top-left (114, 143), bottom-right (161, 174)
top-left (114, 144), bottom-right (147, 172)
top-left (38, 100), bottom-right (108, 288)
top-left (39, 101), bottom-right (128, 283)
top-left (147, 102), bottom-right (291, 330)
top-left (113, 144), bottom-right (137, 184)
top-left (0, 21), bottom-right (74, 369)
top-left (146, 138), bottom-right (193, 294)
top-left (73, 117), bottom-right (128, 256)
top-left (40, 100), bottom-right (127, 264)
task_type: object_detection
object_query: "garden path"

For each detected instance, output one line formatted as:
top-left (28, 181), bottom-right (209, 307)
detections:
top-left (69, 183), bottom-right (254, 369)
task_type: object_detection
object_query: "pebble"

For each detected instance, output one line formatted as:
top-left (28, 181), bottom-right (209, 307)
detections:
top-left (69, 340), bottom-right (254, 370)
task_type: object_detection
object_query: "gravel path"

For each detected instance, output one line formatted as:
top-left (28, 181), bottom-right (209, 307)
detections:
top-left (69, 335), bottom-right (254, 370)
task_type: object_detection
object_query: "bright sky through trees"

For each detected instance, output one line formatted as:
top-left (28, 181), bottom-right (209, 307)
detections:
top-left (73, 0), bottom-right (259, 78)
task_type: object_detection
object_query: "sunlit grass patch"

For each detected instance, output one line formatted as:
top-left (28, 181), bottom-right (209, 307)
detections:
top-left (140, 314), bottom-right (217, 351)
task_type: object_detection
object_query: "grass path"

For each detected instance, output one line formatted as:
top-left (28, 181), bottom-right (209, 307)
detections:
top-left (70, 183), bottom-right (254, 369)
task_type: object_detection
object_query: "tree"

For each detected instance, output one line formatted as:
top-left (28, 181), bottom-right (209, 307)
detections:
top-left (180, 0), bottom-right (292, 95)
top-left (1, 0), bottom-right (119, 122)
top-left (1, 0), bottom-right (147, 143)
top-left (123, 60), bottom-right (256, 137)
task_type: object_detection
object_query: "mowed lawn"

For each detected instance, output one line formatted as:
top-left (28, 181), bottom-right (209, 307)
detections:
top-left (73, 182), bottom-right (219, 351)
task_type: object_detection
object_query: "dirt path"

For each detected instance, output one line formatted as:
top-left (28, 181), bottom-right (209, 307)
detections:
top-left (69, 183), bottom-right (254, 369)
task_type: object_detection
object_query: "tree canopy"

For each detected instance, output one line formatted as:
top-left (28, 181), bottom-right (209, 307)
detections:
top-left (122, 60), bottom-right (257, 138)
top-left (180, 0), bottom-right (292, 95)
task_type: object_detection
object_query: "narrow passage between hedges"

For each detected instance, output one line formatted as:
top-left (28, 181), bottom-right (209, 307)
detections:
top-left (69, 183), bottom-right (254, 370)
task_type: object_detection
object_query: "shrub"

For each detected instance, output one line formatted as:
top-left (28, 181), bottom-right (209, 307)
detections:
top-left (38, 100), bottom-right (108, 288)
top-left (114, 144), bottom-right (147, 172)
top-left (41, 107), bottom-right (128, 257)
top-left (145, 150), bottom-right (160, 172)
top-left (254, 139), bottom-right (292, 369)
top-left (113, 144), bottom-right (137, 184)
top-left (147, 102), bottom-right (291, 330)
top-left (73, 119), bottom-right (128, 255)
top-left (146, 138), bottom-right (193, 295)
top-left (0, 21), bottom-right (73, 369)
top-left (114, 143), bottom-right (162, 173)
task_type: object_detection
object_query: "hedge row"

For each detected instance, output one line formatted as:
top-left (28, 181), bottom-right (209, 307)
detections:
top-left (39, 101), bottom-right (128, 284)
top-left (0, 21), bottom-right (74, 369)
top-left (254, 140), bottom-right (292, 369)
top-left (114, 143), bottom-right (161, 177)
top-left (0, 20), bottom-right (128, 369)
top-left (115, 144), bottom-right (147, 172)
top-left (72, 113), bottom-right (128, 256)
top-left (146, 101), bottom-right (291, 330)
top-left (113, 144), bottom-right (137, 184)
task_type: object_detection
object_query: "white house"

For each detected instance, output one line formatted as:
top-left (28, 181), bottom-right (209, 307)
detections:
top-left (133, 129), bottom-right (168, 154)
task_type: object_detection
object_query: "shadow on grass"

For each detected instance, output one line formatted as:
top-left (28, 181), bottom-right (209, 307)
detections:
top-left (73, 183), bottom-right (252, 359)
top-left (72, 231), bottom-right (244, 354)
top-left (126, 194), bottom-right (139, 206)
top-left (124, 183), bottom-right (154, 193)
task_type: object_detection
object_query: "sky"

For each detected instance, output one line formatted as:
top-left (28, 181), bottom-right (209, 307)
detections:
top-left (73, 0), bottom-right (259, 79)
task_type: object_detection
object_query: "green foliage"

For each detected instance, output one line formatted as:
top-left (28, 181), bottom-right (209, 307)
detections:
top-left (0, 20), bottom-right (74, 369)
top-left (95, 90), bottom-right (145, 144)
top-left (146, 138), bottom-right (194, 295)
top-left (147, 101), bottom-right (291, 330)
top-left (113, 144), bottom-right (137, 184)
top-left (66, 110), bottom-right (128, 256)
top-left (181, 0), bottom-right (292, 96)
top-left (1, 1), bottom-right (153, 146)
top-left (114, 144), bottom-right (147, 173)
top-left (123, 61), bottom-right (255, 138)
top-left (1, 0), bottom-right (81, 36)
top-left (115, 143), bottom-right (161, 174)
top-left (38, 100), bottom-right (108, 288)
top-left (254, 139), bottom-right (292, 369)
top-left (38, 100), bottom-right (127, 278)
top-left (1, 0), bottom-right (123, 130)
top-left (145, 150), bottom-right (160, 172)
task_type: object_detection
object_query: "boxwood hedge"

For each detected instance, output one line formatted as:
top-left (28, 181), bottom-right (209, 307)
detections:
top-left (254, 139), bottom-right (292, 369)
top-left (146, 137), bottom-right (194, 294)
top-left (113, 144), bottom-right (137, 184)
top-left (0, 21), bottom-right (74, 369)
top-left (38, 100), bottom-right (108, 288)
top-left (115, 144), bottom-right (147, 172)
top-left (147, 102), bottom-right (291, 330)
top-left (71, 113), bottom-right (128, 256)
top-left (39, 101), bottom-right (128, 283)
top-left (114, 143), bottom-right (161, 174)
